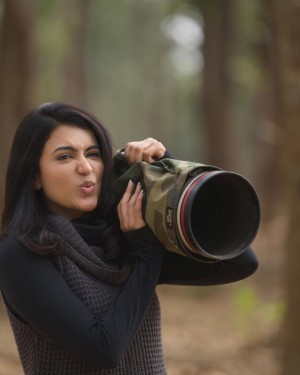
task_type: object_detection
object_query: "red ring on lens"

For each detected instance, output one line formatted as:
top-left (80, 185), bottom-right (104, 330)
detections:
top-left (179, 173), bottom-right (210, 254)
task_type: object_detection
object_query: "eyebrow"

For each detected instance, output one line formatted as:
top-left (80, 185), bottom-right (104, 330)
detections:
top-left (52, 145), bottom-right (100, 153)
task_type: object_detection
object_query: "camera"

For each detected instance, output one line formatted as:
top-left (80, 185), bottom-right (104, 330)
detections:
top-left (113, 153), bottom-right (260, 263)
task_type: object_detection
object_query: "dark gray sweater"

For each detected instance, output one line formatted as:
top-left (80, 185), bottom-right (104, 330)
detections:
top-left (0, 215), bottom-right (258, 374)
top-left (3, 215), bottom-right (167, 374)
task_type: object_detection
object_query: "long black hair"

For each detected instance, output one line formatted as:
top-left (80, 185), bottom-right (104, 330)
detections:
top-left (1, 102), bottom-right (119, 256)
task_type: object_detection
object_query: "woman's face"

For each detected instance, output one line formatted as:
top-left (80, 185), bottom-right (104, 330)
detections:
top-left (35, 124), bottom-right (104, 219)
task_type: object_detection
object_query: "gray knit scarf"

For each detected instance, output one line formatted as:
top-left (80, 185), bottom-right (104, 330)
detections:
top-left (49, 214), bottom-right (132, 285)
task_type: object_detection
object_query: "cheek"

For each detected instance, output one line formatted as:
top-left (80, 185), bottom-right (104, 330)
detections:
top-left (39, 167), bottom-right (73, 197)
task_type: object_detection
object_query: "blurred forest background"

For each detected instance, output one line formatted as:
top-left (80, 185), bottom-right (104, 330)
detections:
top-left (0, 0), bottom-right (300, 374)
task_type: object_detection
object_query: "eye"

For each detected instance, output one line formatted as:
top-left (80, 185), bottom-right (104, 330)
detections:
top-left (57, 154), bottom-right (73, 161)
top-left (87, 151), bottom-right (101, 159)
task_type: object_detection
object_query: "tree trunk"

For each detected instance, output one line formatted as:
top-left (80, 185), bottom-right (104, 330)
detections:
top-left (0, 0), bottom-right (35, 220)
top-left (200, 0), bottom-right (236, 170)
top-left (61, 0), bottom-right (91, 108)
top-left (267, 1), bottom-right (300, 374)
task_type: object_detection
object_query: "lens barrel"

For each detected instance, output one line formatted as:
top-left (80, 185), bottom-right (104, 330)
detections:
top-left (176, 171), bottom-right (260, 262)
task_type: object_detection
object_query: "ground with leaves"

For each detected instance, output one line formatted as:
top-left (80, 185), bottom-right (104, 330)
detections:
top-left (0, 219), bottom-right (283, 375)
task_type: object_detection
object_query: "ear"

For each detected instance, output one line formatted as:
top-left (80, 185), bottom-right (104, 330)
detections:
top-left (33, 176), bottom-right (42, 190)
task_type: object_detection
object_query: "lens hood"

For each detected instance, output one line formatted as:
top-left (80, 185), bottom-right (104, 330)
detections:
top-left (176, 171), bottom-right (260, 261)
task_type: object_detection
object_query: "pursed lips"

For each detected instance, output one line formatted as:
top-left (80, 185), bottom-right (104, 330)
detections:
top-left (79, 180), bottom-right (96, 194)
top-left (80, 181), bottom-right (95, 188)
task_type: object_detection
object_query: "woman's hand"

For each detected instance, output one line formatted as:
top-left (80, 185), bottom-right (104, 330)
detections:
top-left (124, 138), bottom-right (166, 164)
top-left (117, 180), bottom-right (145, 232)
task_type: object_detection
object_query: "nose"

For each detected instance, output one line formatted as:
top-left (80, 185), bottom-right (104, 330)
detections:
top-left (77, 156), bottom-right (93, 175)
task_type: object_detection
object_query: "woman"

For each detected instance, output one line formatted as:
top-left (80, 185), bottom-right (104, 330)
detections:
top-left (0, 102), bottom-right (258, 375)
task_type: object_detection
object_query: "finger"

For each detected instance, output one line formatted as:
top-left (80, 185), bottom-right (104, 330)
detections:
top-left (126, 182), bottom-right (142, 215)
top-left (142, 141), bottom-right (166, 163)
top-left (117, 203), bottom-right (124, 229)
top-left (134, 188), bottom-right (144, 212)
top-left (121, 179), bottom-right (134, 202)
top-left (132, 190), bottom-right (145, 229)
top-left (127, 187), bottom-right (145, 230)
top-left (117, 180), bottom-right (144, 230)
top-left (124, 142), bottom-right (143, 164)
top-left (117, 180), bottom-right (134, 227)
top-left (124, 138), bottom-right (157, 164)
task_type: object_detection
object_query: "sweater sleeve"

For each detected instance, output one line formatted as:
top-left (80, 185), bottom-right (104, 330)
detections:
top-left (0, 233), bottom-right (165, 368)
top-left (159, 246), bottom-right (258, 285)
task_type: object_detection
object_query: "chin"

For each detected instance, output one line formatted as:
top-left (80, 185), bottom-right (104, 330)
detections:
top-left (80, 204), bottom-right (98, 213)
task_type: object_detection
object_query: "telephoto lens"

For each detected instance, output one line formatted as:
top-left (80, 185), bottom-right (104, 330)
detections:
top-left (112, 154), bottom-right (260, 263)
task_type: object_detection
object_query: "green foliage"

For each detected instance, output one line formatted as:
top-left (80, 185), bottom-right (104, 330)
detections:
top-left (232, 284), bottom-right (284, 337)
top-left (233, 284), bottom-right (259, 316)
